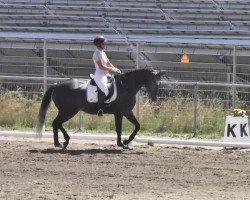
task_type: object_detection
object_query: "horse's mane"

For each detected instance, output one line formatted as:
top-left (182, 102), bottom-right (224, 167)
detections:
top-left (114, 68), bottom-right (156, 87)
top-left (122, 68), bottom-right (155, 77)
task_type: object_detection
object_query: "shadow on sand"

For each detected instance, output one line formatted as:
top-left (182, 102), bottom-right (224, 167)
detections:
top-left (29, 148), bottom-right (143, 155)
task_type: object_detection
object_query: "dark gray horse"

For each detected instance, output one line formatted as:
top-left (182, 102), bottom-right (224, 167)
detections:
top-left (36, 69), bottom-right (165, 150)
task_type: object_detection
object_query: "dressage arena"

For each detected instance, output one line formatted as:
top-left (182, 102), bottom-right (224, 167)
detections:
top-left (0, 136), bottom-right (250, 200)
top-left (2, 1), bottom-right (250, 199)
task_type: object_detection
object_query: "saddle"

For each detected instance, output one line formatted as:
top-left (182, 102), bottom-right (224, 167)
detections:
top-left (86, 74), bottom-right (117, 103)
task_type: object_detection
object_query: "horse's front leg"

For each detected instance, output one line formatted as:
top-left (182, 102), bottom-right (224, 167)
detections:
top-left (114, 114), bottom-right (124, 148)
top-left (123, 111), bottom-right (140, 145)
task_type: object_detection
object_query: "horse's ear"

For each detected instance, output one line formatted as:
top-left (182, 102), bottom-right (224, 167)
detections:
top-left (156, 71), bottom-right (166, 78)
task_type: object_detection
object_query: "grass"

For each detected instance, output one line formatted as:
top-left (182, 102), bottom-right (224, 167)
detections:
top-left (0, 91), bottom-right (238, 139)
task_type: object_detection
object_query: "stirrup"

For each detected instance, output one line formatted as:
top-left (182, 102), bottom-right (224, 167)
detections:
top-left (97, 109), bottom-right (103, 116)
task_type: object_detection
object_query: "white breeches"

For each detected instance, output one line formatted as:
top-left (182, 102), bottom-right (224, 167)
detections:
top-left (94, 72), bottom-right (109, 96)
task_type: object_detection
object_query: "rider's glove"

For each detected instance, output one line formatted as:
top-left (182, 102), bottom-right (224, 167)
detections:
top-left (116, 68), bottom-right (122, 74)
top-left (111, 67), bottom-right (122, 74)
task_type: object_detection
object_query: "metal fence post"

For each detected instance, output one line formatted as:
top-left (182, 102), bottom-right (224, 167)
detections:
top-left (43, 39), bottom-right (47, 94)
top-left (136, 42), bottom-right (140, 119)
top-left (193, 83), bottom-right (198, 137)
top-left (78, 111), bottom-right (83, 132)
top-left (42, 39), bottom-right (48, 132)
top-left (232, 46), bottom-right (237, 107)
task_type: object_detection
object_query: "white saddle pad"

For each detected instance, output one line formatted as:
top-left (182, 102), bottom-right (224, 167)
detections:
top-left (86, 78), bottom-right (117, 103)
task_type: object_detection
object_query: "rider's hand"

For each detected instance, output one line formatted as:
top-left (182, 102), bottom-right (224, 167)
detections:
top-left (111, 67), bottom-right (121, 74)
top-left (116, 68), bottom-right (121, 74)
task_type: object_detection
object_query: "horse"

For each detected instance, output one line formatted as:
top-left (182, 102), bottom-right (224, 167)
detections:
top-left (36, 68), bottom-right (165, 150)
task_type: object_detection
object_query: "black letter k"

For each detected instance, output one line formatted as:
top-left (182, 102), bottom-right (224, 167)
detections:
top-left (227, 124), bottom-right (236, 137)
top-left (240, 123), bottom-right (248, 137)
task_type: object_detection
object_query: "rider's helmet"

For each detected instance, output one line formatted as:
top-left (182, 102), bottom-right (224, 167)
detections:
top-left (93, 35), bottom-right (105, 46)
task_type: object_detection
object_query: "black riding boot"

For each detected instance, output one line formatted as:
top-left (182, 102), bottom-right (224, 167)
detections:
top-left (97, 90), bottom-right (106, 116)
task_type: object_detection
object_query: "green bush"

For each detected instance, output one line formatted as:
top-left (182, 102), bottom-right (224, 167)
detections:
top-left (0, 91), bottom-right (234, 139)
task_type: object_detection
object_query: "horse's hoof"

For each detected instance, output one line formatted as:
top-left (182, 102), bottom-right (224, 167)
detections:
top-left (117, 142), bottom-right (124, 147)
top-left (54, 143), bottom-right (63, 148)
top-left (63, 142), bottom-right (69, 150)
top-left (123, 139), bottom-right (129, 145)
top-left (123, 145), bottom-right (133, 150)
top-left (62, 146), bottom-right (67, 151)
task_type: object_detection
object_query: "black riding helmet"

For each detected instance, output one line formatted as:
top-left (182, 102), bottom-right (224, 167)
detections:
top-left (93, 35), bottom-right (105, 46)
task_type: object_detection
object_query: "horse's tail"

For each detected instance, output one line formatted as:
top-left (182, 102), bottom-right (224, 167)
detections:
top-left (36, 86), bottom-right (55, 137)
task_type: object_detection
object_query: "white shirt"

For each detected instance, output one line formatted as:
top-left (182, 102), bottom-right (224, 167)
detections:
top-left (92, 48), bottom-right (109, 75)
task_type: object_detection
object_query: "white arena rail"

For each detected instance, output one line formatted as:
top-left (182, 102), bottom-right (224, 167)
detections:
top-left (0, 130), bottom-right (250, 149)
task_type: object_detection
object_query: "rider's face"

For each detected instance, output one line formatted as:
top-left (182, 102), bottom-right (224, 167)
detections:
top-left (99, 42), bottom-right (106, 50)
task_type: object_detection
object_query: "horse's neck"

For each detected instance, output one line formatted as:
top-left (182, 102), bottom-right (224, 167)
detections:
top-left (120, 72), bottom-right (144, 94)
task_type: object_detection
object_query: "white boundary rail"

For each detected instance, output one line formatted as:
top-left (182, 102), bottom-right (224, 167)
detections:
top-left (0, 130), bottom-right (250, 149)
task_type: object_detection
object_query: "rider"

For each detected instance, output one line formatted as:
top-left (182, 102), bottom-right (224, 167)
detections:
top-left (92, 35), bottom-right (121, 116)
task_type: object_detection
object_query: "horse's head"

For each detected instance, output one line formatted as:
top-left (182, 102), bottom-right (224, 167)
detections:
top-left (144, 70), bottom-right (165, 101)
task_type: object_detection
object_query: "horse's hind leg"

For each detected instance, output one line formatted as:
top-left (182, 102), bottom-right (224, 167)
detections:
top-left (123, 111), bottom-right (140, 145)
top-left (52, 110), bottom-right (77, 149)
top-left (52, 114), bottom-right (63, 148)
top-left (59, 125), bottom-right (70, 150)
